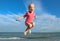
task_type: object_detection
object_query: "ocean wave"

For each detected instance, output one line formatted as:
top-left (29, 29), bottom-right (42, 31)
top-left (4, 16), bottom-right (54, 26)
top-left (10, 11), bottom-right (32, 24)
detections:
top-left (0, 37), bottom-right (48, 40)
top-left (0, 37), bottom-right (24, 40)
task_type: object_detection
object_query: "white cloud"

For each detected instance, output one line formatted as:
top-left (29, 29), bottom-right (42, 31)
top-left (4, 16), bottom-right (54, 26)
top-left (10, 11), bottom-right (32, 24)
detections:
top-left (18, 0), bottom-right (60, 32)
top-left (0, 12), bottom-right (60, 32)
top-left (33, 13), bottom-right (60, 32)
top-left (0, 12), bottom-right (26, 32)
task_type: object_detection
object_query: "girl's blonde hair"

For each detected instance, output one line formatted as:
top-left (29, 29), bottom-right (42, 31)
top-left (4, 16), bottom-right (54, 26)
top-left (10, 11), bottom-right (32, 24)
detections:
top-left (28, 3), bottom-right (34, 8)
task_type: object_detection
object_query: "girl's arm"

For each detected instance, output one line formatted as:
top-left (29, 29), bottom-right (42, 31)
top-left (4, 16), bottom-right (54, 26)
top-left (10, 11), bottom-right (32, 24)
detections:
top-left (16, 16), bottom-right (26, 21)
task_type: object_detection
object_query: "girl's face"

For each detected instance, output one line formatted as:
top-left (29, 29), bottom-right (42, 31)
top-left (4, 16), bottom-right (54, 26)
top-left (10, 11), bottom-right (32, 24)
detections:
top-left (29, 4), bottom-right (34, 12)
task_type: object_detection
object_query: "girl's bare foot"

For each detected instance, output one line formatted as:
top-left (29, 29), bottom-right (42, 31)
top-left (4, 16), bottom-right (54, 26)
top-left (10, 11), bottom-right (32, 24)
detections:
top-left (28, 30), bottom-right (31, 34)
top-left (24, 31), bottom-right (28, 36)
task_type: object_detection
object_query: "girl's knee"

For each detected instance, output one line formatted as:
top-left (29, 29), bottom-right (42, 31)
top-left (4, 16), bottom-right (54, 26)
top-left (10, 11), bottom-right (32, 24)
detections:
top-left (25, 22), bottom-right (34, 28)
top-left (32, 22), bottom-right (35, 27)
top-left (29, 24), bottom-right (32, 28)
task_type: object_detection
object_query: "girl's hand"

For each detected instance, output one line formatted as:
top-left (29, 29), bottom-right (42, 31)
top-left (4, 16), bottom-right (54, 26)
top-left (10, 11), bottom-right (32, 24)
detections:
top-left (16, 19), bottom-right (18, 21)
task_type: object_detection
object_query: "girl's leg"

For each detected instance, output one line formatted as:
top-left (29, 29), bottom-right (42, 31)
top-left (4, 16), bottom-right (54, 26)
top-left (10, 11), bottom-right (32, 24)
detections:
top-left (24, 22), bottom-right (35, 36)
top-left (32, 22), bottom-right (35, 27)
top-left (25, 23), bottom-right (32, 31)
top-left (28, 22), bottom-right (35, 34)
top-left (24, 23), bottom-right (32, 36)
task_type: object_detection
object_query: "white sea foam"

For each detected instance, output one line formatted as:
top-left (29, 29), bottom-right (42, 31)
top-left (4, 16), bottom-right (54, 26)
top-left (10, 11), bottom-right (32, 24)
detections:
top-left (0, 37), bottom-right (24, 40)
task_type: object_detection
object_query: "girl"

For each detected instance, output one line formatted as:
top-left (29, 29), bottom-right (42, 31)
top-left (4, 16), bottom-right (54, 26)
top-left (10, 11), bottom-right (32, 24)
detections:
top-left (16, 3), bottom-right (37, 36)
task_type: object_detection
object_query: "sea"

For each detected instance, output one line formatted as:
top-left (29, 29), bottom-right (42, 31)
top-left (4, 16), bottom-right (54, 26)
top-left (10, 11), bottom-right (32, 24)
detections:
top-left (0, 32), bottom-right (60, 41)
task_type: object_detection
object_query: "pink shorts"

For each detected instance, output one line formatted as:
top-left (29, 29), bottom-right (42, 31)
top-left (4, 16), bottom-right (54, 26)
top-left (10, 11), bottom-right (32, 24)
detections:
top-left (25, 22), bottom-right (33, 26)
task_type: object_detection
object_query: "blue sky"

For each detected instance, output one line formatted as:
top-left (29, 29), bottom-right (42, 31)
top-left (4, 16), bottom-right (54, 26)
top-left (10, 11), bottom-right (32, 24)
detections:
top-left (41, 0), bottom-right (60, 18)
top-left (0, 0), bottom-right (26, 14)
top-left (0, 0), bottom-right (60, 32)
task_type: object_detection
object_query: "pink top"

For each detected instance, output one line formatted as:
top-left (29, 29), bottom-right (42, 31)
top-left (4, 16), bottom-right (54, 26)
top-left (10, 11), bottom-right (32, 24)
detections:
top-left (24, 11), bottom-right (36, 23)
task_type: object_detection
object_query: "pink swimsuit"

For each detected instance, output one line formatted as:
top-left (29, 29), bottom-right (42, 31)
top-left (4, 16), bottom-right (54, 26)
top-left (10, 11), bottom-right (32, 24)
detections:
top-left (24, 11), bottom-right (36, 23)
